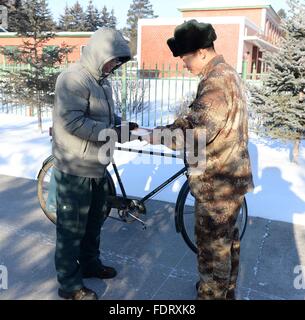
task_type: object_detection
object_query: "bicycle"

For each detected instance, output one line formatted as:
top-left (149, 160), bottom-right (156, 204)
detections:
top-left (37, 146), bottom-right (248, 254)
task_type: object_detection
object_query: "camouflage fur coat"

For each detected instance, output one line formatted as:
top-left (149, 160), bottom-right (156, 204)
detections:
top-left (155, 55), bottom-right (254, 202)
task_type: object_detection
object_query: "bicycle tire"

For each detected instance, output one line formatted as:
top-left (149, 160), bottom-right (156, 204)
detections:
top-left (37, 157), bottom-right (116, 224)
top-left (176, 181), bottom-right (248, 254)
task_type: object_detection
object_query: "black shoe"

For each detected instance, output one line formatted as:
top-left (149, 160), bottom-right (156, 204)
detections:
top-left (226, 289), bottom-right (236, 300)
top-left (58, 287), bottom-right (98, 300)
top-left (82, 265), bottom-right (117, 279)
top-left (196, 281), bottom-right (200, 291)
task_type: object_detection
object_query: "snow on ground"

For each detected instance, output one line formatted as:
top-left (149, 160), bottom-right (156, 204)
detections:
top-left (0, 114), bottom-right (52, 179)
top-left (0, 113), bottom-right (305, 226)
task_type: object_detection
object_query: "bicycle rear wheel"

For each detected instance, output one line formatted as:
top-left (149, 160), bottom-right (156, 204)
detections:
top-left (176, 182), bottom-right (248, 254)
top-left (37, 156), bottom-right (116, 224)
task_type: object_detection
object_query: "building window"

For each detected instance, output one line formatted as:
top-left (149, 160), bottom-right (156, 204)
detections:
top-left (2, 46), bottom-right (18, 64)
top-left (80, 45), bottom-right (86, 55)
top-left (5, 45), bottom-right (17, 52)
top-left (43, 45), bottom-right (59, 55)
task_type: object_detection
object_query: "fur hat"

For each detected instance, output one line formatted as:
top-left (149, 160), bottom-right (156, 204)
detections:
top-left (167, 19), bottom-right (217, 57)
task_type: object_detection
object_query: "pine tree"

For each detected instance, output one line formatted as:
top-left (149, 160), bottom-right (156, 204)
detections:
top-left (249, 0), bottom-right (305, 163)
top-left (108, 9), bottom-right (117, 29)
top-left (1, 0), bottom-right (24, 32)
top-left (99, 6), bottom-right (117, 29)
top-left (277, 8), bottom-right (287, 19)
top-left (68, 1), bottom-right (86, 31)
top-left (99, 5), bottom-right (110, 28)
top-left (0, 0), bottom-right (72, 132)
top-left (125, 0), bottom-right (157, 56)
top-left (0, 0), bottom-right (16, 31)
top-left (84, 0), bottom-right (100, 31)
top-left (58, 4), bottom-right (75, 31)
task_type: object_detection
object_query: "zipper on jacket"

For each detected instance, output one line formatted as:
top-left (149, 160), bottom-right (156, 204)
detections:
top-left (83, 140), bottom-right (89, 156)
top-left (100, 81), bottom-right (113, 127)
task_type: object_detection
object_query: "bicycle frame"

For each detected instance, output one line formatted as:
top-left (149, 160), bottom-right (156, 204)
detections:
top-left (38, 145), bottom-right (189, 229)
top-left (38, 145), bottom-right (248, 251)
top-left (111, 146), bottom-right (187, 205)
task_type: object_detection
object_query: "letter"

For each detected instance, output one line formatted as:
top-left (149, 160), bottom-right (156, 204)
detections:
top-left (109, 307), bottom-right (115, 315)
top-left (185, 128), bottom-right (206, 176)
top-left (175, 305), bottom-right (182, 314)
top-left (160, 305), bottom-right (168, 315)
top-left (294, 265), bottom-right (305, 289)
top-left (154, 305), bottom-right (160, 314)
top-left (119, 306), bottom-right (125, 315)
top-left (126, 307), bottom-right (136, 315)
top-left (155, 128), bottom-right (185, 165)
top-left (137, 307), bottom-right (143, 318)
top-left (98, 128), bottom-right (118, 165)
top-left (169, 305), bottom-right (176, 314)
top-left (182, 305), bottom-right (190, 314)
top-left (119, 121), bottom-right (131, 144)
top-left (0, 265), bottom-right (8, 290)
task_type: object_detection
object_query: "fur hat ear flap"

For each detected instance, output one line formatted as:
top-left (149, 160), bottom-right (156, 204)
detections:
top-left (167, 19), bottom-right (217, 57)
top-left (167, 37), bottom-right (178, 57)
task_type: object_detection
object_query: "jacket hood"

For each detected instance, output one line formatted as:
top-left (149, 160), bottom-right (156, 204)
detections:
top-left (80, 28), bottom-right (131, 80)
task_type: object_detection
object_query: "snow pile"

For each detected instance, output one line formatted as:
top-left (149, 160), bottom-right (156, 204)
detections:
top-left (0, 113), bottom-right (305, 225)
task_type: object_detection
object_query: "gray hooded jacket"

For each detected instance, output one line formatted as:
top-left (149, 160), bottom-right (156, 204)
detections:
top-left (52, 28), bottom-right (131, 177)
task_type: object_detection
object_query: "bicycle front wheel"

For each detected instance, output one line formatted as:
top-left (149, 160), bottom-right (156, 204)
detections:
top-left (176, 182), bottom-right (248, 254)
top-left (37, 157), bottom-right (116, 224)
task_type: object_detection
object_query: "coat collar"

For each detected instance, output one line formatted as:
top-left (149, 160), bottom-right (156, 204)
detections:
top-left (200, 54), bottom-right (226, 80)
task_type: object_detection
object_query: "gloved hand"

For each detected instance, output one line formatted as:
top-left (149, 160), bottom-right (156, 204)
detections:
top-left (128, 122), bottom-right (139, 131)
top-left (114, 122), bottom-right (139, 143)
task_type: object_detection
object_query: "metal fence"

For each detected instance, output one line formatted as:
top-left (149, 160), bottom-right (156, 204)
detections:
top-left (109, 61), bottom-right (199, 126)
top-left (0, 61), bottom-right (200, 126)
top-left (0, 61), bottom-right (263, 126)
top-left (0, 63), bottom-right (66, 119)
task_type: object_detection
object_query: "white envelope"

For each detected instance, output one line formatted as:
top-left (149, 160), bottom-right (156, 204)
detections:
top-left (131, 128), bottom-right (152, 136)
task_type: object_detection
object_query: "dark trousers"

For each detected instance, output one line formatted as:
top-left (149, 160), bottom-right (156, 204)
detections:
top-left (54, 168), bottom-right (108, 292)
top-left (195, 196), bottom-right (244, 300)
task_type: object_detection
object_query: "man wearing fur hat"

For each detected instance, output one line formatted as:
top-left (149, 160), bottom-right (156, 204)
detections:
top-left (144, 20), bottom-right (254, 300)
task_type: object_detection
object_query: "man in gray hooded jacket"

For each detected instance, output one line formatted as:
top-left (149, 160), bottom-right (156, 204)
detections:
top-left (52, 28), bottom-right (137, 300)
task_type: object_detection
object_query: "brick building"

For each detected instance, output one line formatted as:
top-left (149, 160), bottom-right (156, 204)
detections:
top-left (0, 32), bottom-right (93, 65)
top-left (138, 0), bottom-right (282, 77)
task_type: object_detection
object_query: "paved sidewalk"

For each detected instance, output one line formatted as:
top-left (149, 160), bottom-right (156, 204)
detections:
top-left (0, 174), bottom-right (304, 300)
